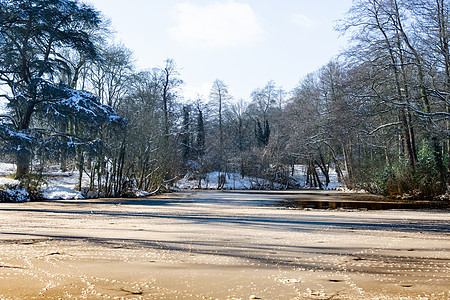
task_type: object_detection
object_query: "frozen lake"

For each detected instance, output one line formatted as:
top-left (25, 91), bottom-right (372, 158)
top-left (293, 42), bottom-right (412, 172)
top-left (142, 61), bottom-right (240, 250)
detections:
top-left (0, 191), bottom-right (448, 299)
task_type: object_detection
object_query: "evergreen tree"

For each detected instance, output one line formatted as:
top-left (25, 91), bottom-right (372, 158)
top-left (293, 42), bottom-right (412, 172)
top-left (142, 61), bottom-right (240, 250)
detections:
top-left (196, 106), bottom-right (205, 158)
top-left (181, 105), bottom-right (191, 164)
top-left (255, 119), bottom-right (270, 147)
top-left (0, 0), bottom-right (122, 178)
top-left (264, 120), bottom-right (270, 145)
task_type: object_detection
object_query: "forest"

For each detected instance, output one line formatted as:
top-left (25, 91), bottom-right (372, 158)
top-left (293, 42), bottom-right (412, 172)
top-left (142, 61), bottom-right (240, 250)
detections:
top-left (1, 0), bottom-right (450, 200)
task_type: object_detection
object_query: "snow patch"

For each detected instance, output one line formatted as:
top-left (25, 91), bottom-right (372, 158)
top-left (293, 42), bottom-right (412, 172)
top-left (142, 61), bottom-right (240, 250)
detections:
top-left (0, 186), bottom-right (29, 202)
top-left (177, 171), bottom-right (282, 190)
top-left (42, 173), bottom-right (84, 200)
top-left (0, 177), bottom-right (19, 186)
top-left (0, 162), bottom-right (16, 176)
top-left (7, 187), bottom-right (29, 202)
top-left (177, 165), bottom-right (344, 190)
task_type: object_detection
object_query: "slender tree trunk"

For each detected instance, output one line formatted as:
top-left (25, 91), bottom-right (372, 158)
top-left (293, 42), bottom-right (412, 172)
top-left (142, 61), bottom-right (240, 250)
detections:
top-left (316, 149), bottom-right (330, 187)
top-left (77, 150), bottom-right (84, 191)
top-left (384, 143), bottom-right (391, 166)
top-left (343, 145), bottom-right (353, 188)
top-left (408, 115), bottom-right (418, 164)
top-left (400, 110), bottom-right (415, 166)
top-left (310, 160), bottom-right (322, 190)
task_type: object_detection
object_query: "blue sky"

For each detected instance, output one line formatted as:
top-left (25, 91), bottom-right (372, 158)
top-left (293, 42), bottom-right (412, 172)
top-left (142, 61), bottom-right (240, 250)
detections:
top-left (87, 0), bottom-right (353, 101)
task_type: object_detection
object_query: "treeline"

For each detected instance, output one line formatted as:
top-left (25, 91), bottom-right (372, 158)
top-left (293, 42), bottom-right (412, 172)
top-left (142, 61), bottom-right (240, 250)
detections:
top-left (1, 0), bottom-right (449, 198)
top-left (285, 0), bottom-right (450, 197)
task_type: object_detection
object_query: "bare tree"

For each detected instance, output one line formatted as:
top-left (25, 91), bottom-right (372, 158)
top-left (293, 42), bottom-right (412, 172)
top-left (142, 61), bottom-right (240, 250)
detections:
top-left (87, 44), bottom-right (134, 109)
top-left (209, 79), bottom-right (232, 174)
top-left (161, 59), bottom-right (183, 137)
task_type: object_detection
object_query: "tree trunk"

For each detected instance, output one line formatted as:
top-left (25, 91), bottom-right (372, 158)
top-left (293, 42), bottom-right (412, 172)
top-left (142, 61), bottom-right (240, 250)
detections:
top-left (77, 151), bottom-right (84, 191)
top-left (15, 102), bottom-right (36, 178)
top-left (15, 150), bottom-right (30, 179)
top-left (310, 160), bottom-right (322, 190)
top-left (400, 110), bottom-right (416, 167)
top-left (343, 145), bottom-right (352, 188)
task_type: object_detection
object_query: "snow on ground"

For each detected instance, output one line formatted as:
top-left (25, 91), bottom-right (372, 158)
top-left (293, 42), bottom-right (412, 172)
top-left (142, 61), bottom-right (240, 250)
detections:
top-left (0, 167), bottom-right (150, 200)
top-left (2, 162), bottom-right (344, 201)
top-left (176, 171), bottom-right (280, 190)
top-left (0, 162), bottom-right (16, 176)
top-left (292, 164), bottom-right (344, 190)
top-left (0, 162), bottom-right (84, 200)
top-left (42, 173), bottom-right (85, 200)
top-left (177, 166), bottom-right (344, 191)
top-left (0, 177), bottom-right (19, 186)
top-left (0, 163), bottom-right (23, 201)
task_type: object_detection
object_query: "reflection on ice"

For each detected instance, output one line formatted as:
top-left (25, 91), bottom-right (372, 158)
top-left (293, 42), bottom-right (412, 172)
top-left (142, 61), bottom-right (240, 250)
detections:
top-left (282, 199), bottom-right (449, 210)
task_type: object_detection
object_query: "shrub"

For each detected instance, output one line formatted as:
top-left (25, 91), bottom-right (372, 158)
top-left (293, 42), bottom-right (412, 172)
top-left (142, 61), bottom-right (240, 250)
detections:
top-left (375, 141), bottom-right (446, 198)
top-left (13, 173), bottom-right (47, 201)
top-left (414, 141), bottom-right (446, 198)
top-left (0, 186), bottom-right (29, 202)
top-left (375, 159), bottom-right (414, 196)
top-left (375, 165), bottom-right (393, 195)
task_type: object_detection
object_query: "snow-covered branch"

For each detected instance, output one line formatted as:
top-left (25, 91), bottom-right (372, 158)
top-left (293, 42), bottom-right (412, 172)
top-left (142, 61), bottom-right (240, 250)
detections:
top-left (360, 121), bottom-right (401, 135)
top-left (0, 114), bottom-right (18, 128)
top-left (0, 94), bottom-right (12, 101)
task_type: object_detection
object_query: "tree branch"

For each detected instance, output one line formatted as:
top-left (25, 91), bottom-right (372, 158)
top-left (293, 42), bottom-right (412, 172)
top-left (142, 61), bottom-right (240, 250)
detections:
top-left (0, 114), bottom-right (18, 128)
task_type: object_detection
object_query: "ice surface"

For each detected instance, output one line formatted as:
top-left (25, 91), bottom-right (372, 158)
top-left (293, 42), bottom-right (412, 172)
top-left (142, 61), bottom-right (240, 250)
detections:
top-left (0, 191), bottom-right (448, 299)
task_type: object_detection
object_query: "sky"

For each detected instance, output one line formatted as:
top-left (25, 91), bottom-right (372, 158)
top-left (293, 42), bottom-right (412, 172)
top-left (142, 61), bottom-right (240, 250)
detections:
top-left (86, 0), bottom-right (354, 101)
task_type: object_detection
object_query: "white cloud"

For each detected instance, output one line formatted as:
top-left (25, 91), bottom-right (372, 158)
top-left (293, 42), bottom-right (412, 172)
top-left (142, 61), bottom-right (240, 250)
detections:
top-left (182, 81), bottom-right (212, 101)
top-left (292, 13), bottom-right (314, 28)
top-left (169, 1), bottom-right (263, 49)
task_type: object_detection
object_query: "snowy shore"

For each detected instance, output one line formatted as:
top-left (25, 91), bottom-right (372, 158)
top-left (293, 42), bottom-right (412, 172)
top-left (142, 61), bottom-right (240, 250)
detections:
top-left (1, 162), bottom-right (345, 201)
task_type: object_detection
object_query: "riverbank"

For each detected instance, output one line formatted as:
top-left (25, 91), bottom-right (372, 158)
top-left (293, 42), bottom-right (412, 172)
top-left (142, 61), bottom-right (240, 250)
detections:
top-left (0, 191), bottom-right (449, 299)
